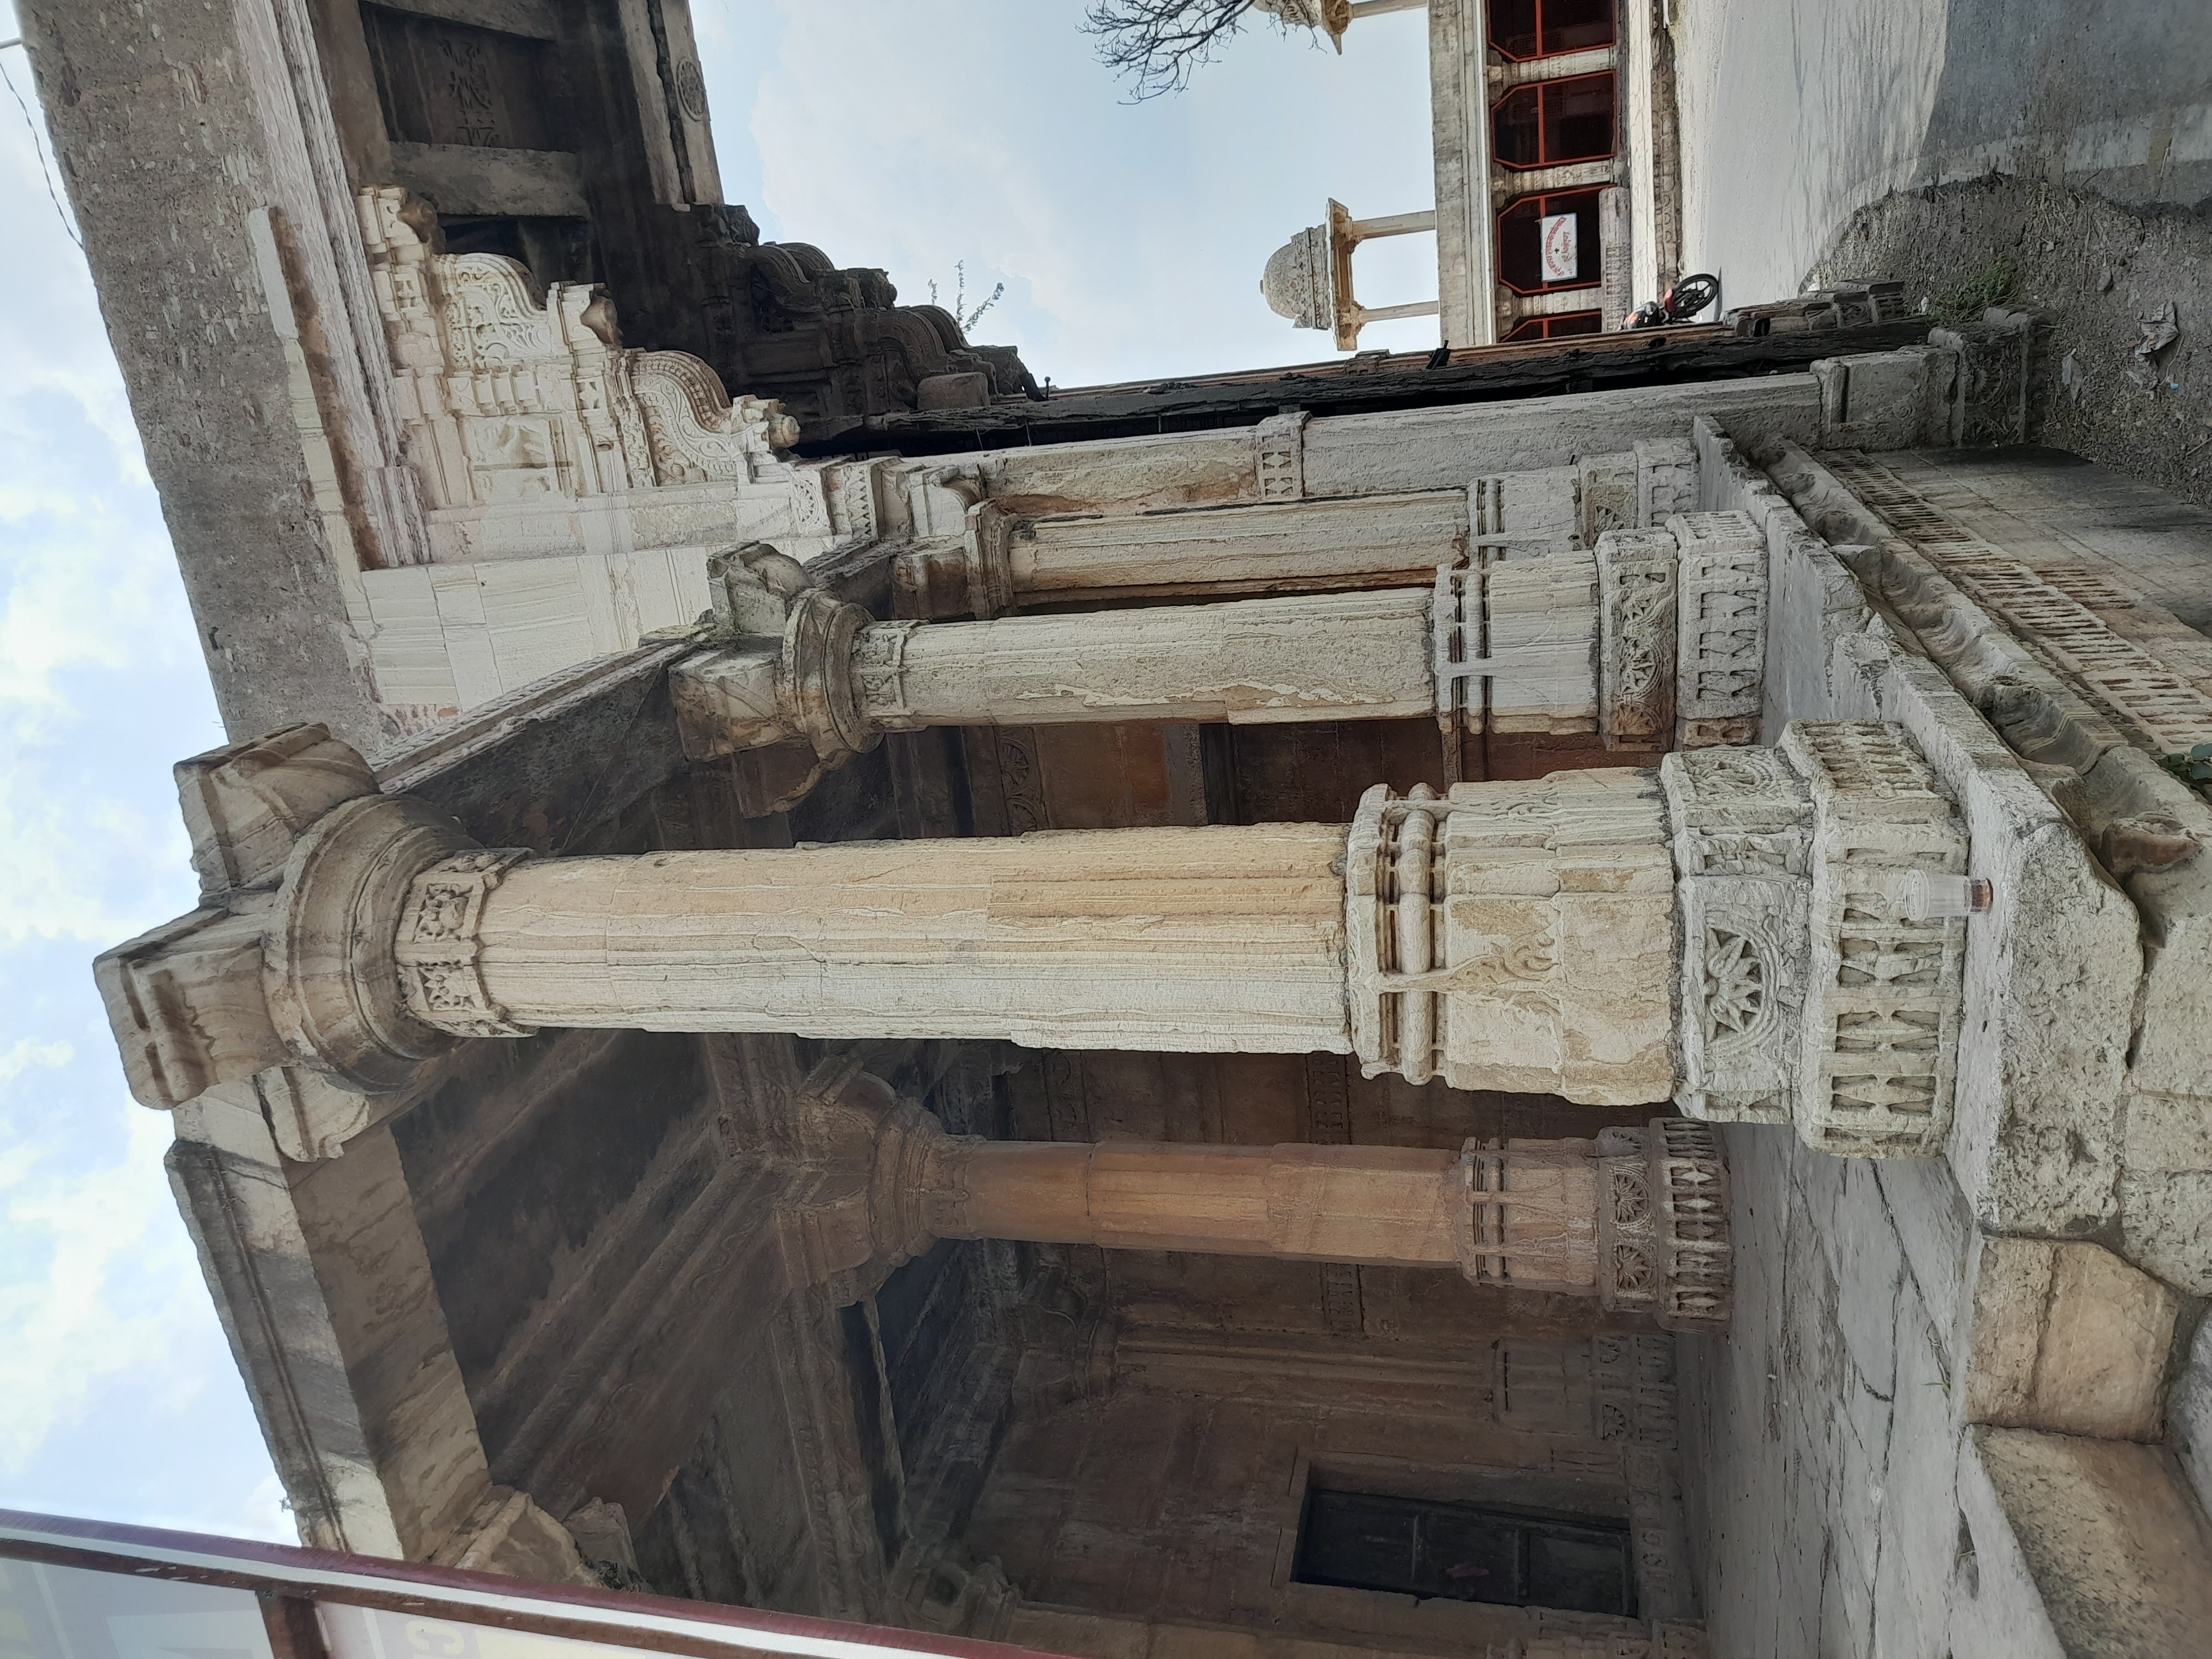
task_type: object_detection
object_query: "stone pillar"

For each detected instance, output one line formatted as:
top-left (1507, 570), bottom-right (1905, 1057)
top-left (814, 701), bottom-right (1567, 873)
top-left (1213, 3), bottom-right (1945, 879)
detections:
top-left (98, 721), bottom-right (1973, 1154)
top-left (675, 541), bottom-right (1613, 775)
top-left (416, 825), bottom-right (1354, 1053)
top-left (885, 1121), bottom-right (1734, 1333)
top-left (675, 580), bottom-right (1440, 765)
top-left (893, 486), bottom-right (1473, 618)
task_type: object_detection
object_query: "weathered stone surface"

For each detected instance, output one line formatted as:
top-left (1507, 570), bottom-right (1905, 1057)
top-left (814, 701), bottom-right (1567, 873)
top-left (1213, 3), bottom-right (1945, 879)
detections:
top-left (1668, 510), bottom-right (1767, 749)
top-left (1970, 1427), bottom-right (2212, 1659)
top-left (1963, 1238), bottom-right (2180, 1442)
top-left (1345, 772), bottom-right (1677, 1105)
top-left (1595, 529), bottom-right (1680, 751)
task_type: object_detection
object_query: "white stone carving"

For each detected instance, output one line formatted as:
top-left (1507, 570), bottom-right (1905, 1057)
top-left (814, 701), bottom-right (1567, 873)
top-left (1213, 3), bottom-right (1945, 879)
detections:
top-left (1453, 1120), bottom-right (1732, 1333)
top-left (1662, 745), bottom-right (1811, 1124)
top-left (1785, 721), bottom-right (1970, 1157)
top-left (1253, 410), bottom-right (1309, 501)
top-left (1668, 509), bottom-right (1767, 748)
top-left (1663, 723), bottom-right (1970, 1155)
top-left (1578, 450), bottom-right (1638, 545)
top-left (396, 849), bottom-right (538, 1039)
top-left (356, 185), bottom-right (800, 560)
top-left (1635, 436), bottom-right (1699, 526)
top-left (1432, 553), bottom-right (1601, 741)
top-left (1345, 773), bottom-right (1678, 1105)
top-left (1595, 528), bottom-right (1679, 751)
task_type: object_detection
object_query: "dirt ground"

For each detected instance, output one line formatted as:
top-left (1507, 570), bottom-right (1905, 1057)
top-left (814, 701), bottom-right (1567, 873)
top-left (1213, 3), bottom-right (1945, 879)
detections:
top-left (1804, 175), bottom-right (2212, 513)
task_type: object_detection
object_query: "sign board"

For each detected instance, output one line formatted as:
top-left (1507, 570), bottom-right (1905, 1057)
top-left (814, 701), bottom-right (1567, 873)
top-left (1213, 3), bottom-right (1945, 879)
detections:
top-left (1539, 213), bottom-right (1579, 284)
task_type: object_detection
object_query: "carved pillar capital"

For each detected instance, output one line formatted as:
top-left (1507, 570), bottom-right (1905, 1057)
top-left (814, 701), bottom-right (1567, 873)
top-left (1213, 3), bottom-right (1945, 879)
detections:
top-left (265, 795), bottom-right (515, 1088)
top-left (1450, 1120), bottom-right (1733, 1332)
top-left (395, 850), bottom-right (538, 1039)
top-left (1344, 771), bottom-right (1679, 1104)
top-left (671, 544), bottom-right (879, 772)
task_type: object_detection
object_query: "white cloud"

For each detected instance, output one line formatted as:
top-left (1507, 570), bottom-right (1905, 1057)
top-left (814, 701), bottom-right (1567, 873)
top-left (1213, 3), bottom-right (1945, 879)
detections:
top-left (0, 1094), bottom-right (200, 1475)
top-left (705, 0), bottom-right (1441, 387)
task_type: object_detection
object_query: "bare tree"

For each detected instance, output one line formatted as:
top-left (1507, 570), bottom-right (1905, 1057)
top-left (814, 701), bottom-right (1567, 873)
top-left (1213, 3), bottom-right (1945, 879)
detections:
top-left (1081, 0), bottom-right (1270, 102)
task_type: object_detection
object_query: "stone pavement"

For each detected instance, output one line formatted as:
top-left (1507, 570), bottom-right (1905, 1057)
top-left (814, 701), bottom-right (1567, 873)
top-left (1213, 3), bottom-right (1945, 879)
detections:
top-left (1670, 0), bottom-right (2212, 306)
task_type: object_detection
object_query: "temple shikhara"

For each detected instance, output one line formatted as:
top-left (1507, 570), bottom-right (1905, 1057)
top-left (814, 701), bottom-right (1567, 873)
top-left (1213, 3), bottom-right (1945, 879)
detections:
top-left (20, 0), bottom-right (2212, 1655)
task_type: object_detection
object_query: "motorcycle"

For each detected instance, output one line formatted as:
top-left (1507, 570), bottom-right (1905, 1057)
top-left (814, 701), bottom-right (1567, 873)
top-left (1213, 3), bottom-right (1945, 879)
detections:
top-left (1627, 272), bottom-right (1720, 329)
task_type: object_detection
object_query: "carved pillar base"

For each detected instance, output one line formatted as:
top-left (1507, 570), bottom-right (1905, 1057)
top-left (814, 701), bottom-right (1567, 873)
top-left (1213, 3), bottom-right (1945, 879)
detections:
top-left (1666, 722), bottom-right (1971, 1155)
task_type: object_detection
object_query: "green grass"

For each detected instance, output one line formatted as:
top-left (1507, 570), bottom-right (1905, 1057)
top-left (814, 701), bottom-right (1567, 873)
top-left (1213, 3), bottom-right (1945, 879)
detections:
top-left (1929, 259), bottom-right (2018, 325)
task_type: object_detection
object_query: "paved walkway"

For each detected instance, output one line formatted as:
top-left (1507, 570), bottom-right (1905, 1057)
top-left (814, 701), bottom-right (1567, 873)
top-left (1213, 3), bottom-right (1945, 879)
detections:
top-left (1672, 0), bottom-right (2212, 306)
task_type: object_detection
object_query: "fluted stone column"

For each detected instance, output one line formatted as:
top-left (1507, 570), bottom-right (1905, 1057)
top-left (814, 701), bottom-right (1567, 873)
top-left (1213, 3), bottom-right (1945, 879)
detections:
top-left (98, 720), bottom-right (1974, 1155)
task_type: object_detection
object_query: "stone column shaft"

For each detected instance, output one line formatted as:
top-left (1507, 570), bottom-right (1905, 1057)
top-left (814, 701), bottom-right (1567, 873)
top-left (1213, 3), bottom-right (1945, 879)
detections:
top-left (932, 1140), bottom-right (1463, 1265)
top-left (445, 827), bottom-right (1353, 1053)
top-left (862, 588), bottom-right (1434, 729)
top-left (894, 1124), bottom-right (1735, 1332)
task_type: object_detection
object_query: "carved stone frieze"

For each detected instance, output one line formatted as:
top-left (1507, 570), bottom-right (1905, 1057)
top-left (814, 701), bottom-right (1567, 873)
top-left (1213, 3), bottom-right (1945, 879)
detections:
top-left (1592, 1332), bottom-right (1679, 1449)
top-left (1662, 745), bottom-right (1812, 1123)
top-left (1595, 529), bottom-right (1680, 752)
top-left (1635, 437), bottom-right (1700, 528)
top-left (357, 185), bottom-right (799, 557)
top-left (1783, 721), bottom-right (1970, 1156)
top-left (1668, 510), bottom-right (1767, 749)
top-left (1592, 1122), bottom-right (1733, 1332)
top-left (1579, 452), bottom-right (1638, 546)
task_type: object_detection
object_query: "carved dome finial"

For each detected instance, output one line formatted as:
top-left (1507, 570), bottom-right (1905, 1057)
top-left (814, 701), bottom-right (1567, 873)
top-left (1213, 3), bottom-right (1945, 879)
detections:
top-left (1261, 223), bottom-right (1335, 330)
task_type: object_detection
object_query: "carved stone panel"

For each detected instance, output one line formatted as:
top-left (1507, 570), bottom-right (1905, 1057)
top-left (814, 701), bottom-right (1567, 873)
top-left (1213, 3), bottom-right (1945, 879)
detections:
top-left (1782, 722), bottom-right (1970, 1157)
top-left (1634, 437), bottom-right (1699, 526)
top-left (1253, 410), bottom-right (1309, 501)
top-left (1592, 1121), bottom-right (1733, 1332)
top-left (1346, 775), bottom-right (1676, 1105)
top-left (1661, 745), bottom-right (1813, 1124)
top-left (1663, 726), bottom-right (1969, 1154)
top-left (1595, 529), bottom-right (1679, 752)
top-left (1668, 510), bottom-right (1767, 749)
top-left (1579, 452), bottom-right (1638, 547)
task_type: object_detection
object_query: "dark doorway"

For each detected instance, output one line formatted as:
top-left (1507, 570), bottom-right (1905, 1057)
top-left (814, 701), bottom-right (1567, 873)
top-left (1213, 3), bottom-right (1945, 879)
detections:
top-left (1295, 1487), bottom-right (1636, 1616)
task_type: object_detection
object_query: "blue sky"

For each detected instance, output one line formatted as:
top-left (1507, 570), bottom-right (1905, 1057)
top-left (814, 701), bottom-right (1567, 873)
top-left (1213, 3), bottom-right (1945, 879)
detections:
top-left (0, 0), bottom-right (1435, 1545)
